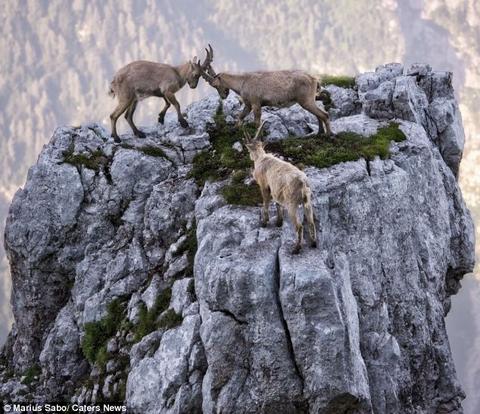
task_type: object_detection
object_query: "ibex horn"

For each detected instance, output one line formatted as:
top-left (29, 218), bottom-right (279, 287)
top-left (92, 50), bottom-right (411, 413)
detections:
top-left (242, 127), bottom-right (252, 143)
top-left (253, 120), bottom-right (267, 141)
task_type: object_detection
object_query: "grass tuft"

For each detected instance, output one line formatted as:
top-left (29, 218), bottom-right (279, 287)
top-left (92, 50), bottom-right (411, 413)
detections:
top-left (21, 364), bottom-right (41, 385)
top-left (157, 309), bottom-right (183, 330)
top-left (266, 123), bottom-right (406, 169)
top-left (133, 287), bottom-right (172, 342)
top-left (81, 299), bottom-right (125, 368)
top-left (189, 103), bottom-right (256, 186)
top-left (121, 143), bottom-right (168, 159)
top-left (64, 150), bottom-right (108, 170)
top-left (221, 170), bottom-right (262, 206)
top-left (320, 75), bottom-right (356, 89)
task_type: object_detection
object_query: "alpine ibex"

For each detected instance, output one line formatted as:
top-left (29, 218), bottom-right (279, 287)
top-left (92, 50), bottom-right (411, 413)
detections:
top-left (244, 122), bottom-right (317, 254)
top-left (108, 46), bottom-right (214, 142)
top-left (201, 47), bottom-right (331, 137)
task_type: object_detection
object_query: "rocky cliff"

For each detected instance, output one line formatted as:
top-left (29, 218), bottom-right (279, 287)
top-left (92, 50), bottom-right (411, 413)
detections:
top-left (0, 63), bottom-right (475, 413)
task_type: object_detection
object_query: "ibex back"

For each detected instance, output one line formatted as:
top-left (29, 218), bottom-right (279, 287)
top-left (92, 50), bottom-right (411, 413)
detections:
top-left (201, 47), bottom-right (331, 137)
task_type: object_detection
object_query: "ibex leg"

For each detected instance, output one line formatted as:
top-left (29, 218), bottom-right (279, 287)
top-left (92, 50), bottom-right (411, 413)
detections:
top-left (300, 101), bottom-right (332, 137)
top-left (304, 201), bottom-right (317, 248)
top-left (158, 98), bottom-right (171, 124)
top-left (275, 203), bottom-right (284, 227)
top-left (259, 186), bottom-right (271, 227)
top-left (287, 204), bottom-right (303, 254)
top-left (165, 92), bottom-right (188, 128)
top-left (110, 99), bottom-right (133, 143)
top-left (236, 102), bottom-right (252, 127)
top-left (125, 100), bottom-right (146, 138)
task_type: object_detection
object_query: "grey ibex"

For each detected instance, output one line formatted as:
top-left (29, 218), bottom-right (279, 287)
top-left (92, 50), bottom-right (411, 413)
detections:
top-left (201, 47), bottom-right (331, 137)
top-left (108, 46), bottom-right (214, 142)
top-left (244, 122), bottom-right (317, 254)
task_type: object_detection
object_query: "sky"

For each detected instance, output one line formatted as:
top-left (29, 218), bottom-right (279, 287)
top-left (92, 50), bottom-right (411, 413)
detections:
top-left (0, 0), bottom-right (479, 411)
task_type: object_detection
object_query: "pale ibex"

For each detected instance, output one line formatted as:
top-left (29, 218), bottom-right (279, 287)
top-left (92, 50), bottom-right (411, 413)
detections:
top-left (201, 47), bottom-right (331, 137)
top-left (244, 122), bottom-right (317, 254)
top-left (108, 46), bottom-right (214, 142)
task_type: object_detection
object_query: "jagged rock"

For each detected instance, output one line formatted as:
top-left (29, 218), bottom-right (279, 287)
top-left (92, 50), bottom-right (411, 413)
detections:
top-left (363, 80), bottom-right (395, 119)
top-left (324, 84), bottom-right (362, 120)
top-left (39, 301), bottom-right (89, 398)
top-left (171, 278), bottom-right (194, 315)
top-left (0, 64), bottom-right (475, 414)
top-left (126, 315), bottom-right (204, 413)
top-left (331, 114), bottom-right (383, 136)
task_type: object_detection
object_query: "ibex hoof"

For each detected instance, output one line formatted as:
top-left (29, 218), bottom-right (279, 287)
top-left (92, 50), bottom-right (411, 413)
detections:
top-left (135, 130), bottom-right (146, 138)
top-left (310, 240), bottom-right (317, 248)
top-left (276, 220), bottom-right (283, 227)
top-left (260, 221), bottom-right (268, 228)
top-left (112, 134), bottom-right (121, 143)
top-left (179, 119), bottom-right (189, 128)
top-left (158, 117), bottom-right (165, 125)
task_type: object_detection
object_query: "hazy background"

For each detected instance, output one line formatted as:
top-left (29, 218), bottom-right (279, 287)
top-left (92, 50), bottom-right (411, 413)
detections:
top-left (0, 0), bottom-right (479, 411)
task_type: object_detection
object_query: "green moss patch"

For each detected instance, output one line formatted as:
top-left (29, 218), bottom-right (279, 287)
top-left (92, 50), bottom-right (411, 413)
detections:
top-left (189, 102), bottom-right (262, 207)
top-left (189, 104), bottom-right (256, 186)
top-left (81, 299), bottom-right (125, 367)
top-left (157, 309), bottom-right (183, 330)
top-left (221, 170), bottom-right (262, 206)
top-left (266, 123), bottom-right (406, 169)
top-left (133, 287), bottom-right (176, 342)
top-left (320, 75), bottom-right (356, 89)
top-left (64, 150), bottom-right (108, 171)
top-left (21, 364), bottom-right (41, 385)
top-left (121, 143), bottom-right (168, 159)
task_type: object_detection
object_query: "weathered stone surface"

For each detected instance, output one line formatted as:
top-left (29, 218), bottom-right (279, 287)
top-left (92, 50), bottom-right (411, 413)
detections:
top-left (325, 84), bottom-right (361, 120)
top-left (126, 315), bottom-right (204, 414)
top-left (0, 64), bottom-right (474, 413)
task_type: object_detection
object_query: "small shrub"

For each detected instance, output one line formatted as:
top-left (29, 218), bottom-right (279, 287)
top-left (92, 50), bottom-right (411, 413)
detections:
top-left (21, 364), bottom-right (41, 385)
top-left (64, 150), bottom-right (108, 171)
top-left (320, 75), bottom-right (356, 89)
top-left (158, 309), bottom-right (183, 330)
top-left (133, 287), bottom-right (172, 342)
top-left (221, 170), bottom-right (262, 206)
top-left (81, 299), bottom-right (125, 367)
top-left (121, 143), bottom-right (168, 159)
top-left (189, 102), bottom-right (256, 186)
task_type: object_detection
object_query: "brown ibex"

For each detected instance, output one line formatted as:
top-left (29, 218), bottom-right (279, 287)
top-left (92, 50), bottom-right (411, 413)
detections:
top-left (108, 46), bottom-right (214, 142)
top-left (244, 122), bottom-right (317, 254)
top-left (201, 47), bottom-right (331, 137)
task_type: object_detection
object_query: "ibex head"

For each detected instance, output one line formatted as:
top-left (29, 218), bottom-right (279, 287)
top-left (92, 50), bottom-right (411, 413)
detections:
top-left (243, 121), bottom-right (266, 161)
top-left (199, 45), bottom-right (230, 99)
top-left (188, 44), bottom-right (214, 88)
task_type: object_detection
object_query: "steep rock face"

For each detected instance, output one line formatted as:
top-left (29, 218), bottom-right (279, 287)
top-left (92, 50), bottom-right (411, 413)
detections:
top-left (0, 64), bottom-right (475, 414)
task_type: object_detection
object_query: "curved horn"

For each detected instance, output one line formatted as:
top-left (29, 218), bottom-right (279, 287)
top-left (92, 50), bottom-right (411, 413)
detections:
top-left (253, 120), bottom-right (266, 141)
top-left (242, 126), bottom-right (252, 143)
top-left (201, 44), bottom-right (214, 70)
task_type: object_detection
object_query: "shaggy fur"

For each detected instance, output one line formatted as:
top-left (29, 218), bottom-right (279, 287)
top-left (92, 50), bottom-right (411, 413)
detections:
top-left (244, 123), bottom-right (317, 254)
